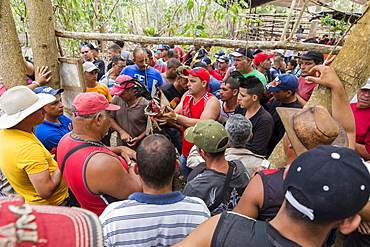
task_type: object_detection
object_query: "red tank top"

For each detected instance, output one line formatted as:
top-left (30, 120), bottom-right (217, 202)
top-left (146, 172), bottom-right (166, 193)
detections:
top-left (181, 92), bottom-right (214, 157)
top-left (57, 134), bottom-right (128, 216)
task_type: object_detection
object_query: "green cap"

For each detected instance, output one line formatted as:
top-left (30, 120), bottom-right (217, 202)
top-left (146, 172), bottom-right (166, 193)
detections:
top-left (185, 120), bottom-right (229, 153)
top-left (176, 65), bottom-right (190, 78)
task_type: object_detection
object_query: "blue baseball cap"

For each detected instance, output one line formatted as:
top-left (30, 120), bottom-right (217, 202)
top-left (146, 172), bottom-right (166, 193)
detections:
top-left (214, 51), bottom-right (225, 58)
top-left (265, 74), bottom-right (298, 92)
top-left (201, 57), bottom-right (212, 65)
top-left (34, 86), bottom-right (64, 96)
top-left (157, 45), bottom-right (170, 51)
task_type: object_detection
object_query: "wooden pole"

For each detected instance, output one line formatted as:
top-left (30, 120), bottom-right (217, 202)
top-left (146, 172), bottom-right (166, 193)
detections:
top-left (286, 0), bottom-right (309, 42)
top-left (280, 0), bottom-right (297, 41)
top-left (55, 29), bottom-right (342, 54)
top-left (25, 0), bottom-right (60, 88)
top-left (0, 0), bottom-right (27, 88)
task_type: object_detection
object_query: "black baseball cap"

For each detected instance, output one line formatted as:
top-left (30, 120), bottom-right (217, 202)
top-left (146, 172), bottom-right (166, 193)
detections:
top-left (297, 52), bottom-right (324, 63)
top-left (230, 48), bottom-right (254, 59)
top-left (284, 145), bottom-right (370, 221)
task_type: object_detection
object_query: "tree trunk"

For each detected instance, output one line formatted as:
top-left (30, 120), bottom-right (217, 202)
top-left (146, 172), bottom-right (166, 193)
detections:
top-left (268, 3), bottom-right (370, 168)
top-left (25, 0), bottom-right (60, 88)
top-left (0, 0), bottom-right (27, 88)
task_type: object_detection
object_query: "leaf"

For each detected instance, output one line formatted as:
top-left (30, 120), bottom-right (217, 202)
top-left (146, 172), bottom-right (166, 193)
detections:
top-left (187, 0), bottom-right (194, 12)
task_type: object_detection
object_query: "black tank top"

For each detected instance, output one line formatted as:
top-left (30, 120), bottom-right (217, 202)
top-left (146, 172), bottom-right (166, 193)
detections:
top-left (258, 168), bottom-right (286, 221)
top-left (211, 211), bottom-right (301, 247)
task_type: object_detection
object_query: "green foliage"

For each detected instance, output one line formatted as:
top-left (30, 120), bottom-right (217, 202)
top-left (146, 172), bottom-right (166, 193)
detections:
top-left (9, 0), bottom-right (363, 56)
top-left (320, 14), bottom-right (352, 37)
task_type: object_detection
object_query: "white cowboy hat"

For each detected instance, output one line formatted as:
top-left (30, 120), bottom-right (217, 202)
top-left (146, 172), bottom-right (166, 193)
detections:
top-left (0, 86), bottom-right (55, 129)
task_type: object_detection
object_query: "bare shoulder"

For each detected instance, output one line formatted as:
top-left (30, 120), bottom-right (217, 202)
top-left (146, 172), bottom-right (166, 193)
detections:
top-left (87, 152), bottom-right (124, 173)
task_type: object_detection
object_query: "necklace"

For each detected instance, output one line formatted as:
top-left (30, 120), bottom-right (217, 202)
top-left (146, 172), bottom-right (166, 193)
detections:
top-left (70, 132), bottom-right (107, 149)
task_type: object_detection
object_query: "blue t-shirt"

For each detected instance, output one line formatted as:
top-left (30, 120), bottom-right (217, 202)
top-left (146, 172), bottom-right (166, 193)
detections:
top-left (35, 115), bottom-right (72, 151)
top-left (120, 65), bottom-right (164, 95)
top-left (209, 77), bottom-right (221, 99)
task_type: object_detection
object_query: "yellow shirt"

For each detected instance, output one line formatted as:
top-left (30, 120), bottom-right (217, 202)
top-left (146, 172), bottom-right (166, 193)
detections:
top-left (86, 82), bottom-right (112, 102)
top-left (0, 129), bottom-right (68, 205)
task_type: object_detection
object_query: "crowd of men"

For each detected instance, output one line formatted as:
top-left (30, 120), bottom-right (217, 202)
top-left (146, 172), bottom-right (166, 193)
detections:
top-left (0, 39), bottom-right (370, 246)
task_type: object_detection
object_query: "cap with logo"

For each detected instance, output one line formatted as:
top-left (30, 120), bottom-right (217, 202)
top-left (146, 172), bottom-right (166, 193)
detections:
top-left (34, 86), bottom-right (64, 96)
top-left (185, 119), bottom-right (229, 153)
top-left (265, 73), bottom-right (299, 92)
top-left (284, 145), bottom-right (370, 221)
top-left (183, 67), bottom-right (210, 83)
top-left (110, 75), bottom-right (135, 95)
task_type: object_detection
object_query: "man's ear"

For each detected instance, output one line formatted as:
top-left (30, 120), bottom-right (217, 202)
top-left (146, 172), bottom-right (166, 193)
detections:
top-left (175, 159), bottom-right (180, 172)
top-left (252, 94), bottom-right (258, 102)
top-left (232, 89), bottom-right (239, 96)
top-left (134, 163), bottom-right (139, 175)
top-left (202, 80), bottom-right (208, 88)
top-left (248, 133), bottom-right (253, 141)
top-left (95, 113), bottom-right (103, 126)
top-left (338, 214), bottom-right (362, 235)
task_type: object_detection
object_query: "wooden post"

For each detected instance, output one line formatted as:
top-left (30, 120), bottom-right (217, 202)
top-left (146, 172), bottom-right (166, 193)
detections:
top-left (0, 0), bottom-right (27, 88)
top-left (280, 0), bottom-right (297, 41)
top-left (286, 0), bottom-right (309, 42)
top-left (25, 0), bottom-right (60, 88)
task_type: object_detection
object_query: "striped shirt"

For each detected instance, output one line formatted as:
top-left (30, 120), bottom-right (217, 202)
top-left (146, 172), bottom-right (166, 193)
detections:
top-left (100, 191), bottom-right (210, 247)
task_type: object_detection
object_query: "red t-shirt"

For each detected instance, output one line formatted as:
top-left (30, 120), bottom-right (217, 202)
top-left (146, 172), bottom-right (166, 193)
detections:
top-left (297, 76), bottom-right (316, 102)
top-left (351, 103), bottom-right (370, 154)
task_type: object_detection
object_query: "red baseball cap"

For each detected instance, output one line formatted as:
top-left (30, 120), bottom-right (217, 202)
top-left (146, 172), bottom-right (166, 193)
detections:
top-left (110, 75), bottom-right (135, 95)
top-left (0, 198), bottom-right (103, 246)
top-left (254, 52), bottom-right (275, 66)
top-left (72, 92), bottom-right (120, 116)
top-left (183, 67), bottom-right (210, 83)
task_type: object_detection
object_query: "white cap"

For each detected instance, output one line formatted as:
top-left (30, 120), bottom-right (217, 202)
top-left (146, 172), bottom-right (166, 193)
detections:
top-left (361, 79), bottom-right (370, 90)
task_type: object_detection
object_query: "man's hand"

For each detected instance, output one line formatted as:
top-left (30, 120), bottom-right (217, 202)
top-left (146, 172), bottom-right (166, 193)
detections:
top-left (306, 65), bottom-right (342, 90)
top-left (119, 131), bottom-right (132, 143)
top-left (358, 221), bottom-right (370, 235)
top-left (34, 66), bottom-right (52, 86)
top-left (119, 146), bottom-right (136, 163)
top-left (127, 137), bottom-right (141, 147)
top-left (157, 106), bottom-right (177, 125)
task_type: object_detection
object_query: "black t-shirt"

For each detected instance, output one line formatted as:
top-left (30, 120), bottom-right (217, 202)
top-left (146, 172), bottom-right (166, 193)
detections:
top-left (92, 59), bottom-right (105, 80)
top-left (162, 83), bottom-right (185, 104)
top-left (265, 99), bottom-right (301, 156)
top-left (344, 230), bottom-right (370, 247)
top-left (107, 61), bottom-right (113, 71)
top-left (184, 49), bottom-right (195, 66)
top-left (211, 211), bottom-right (301, 247)
top-left (235, 105), bottom-right (274, 156)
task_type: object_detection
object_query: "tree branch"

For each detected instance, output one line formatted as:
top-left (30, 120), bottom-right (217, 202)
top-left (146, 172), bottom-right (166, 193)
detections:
top-left (55, 29), bottom-right (342, 54)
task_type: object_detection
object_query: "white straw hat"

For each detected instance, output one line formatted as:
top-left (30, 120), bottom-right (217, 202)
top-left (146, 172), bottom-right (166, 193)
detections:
top-left (0, 86), bottom-right (55, 129)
